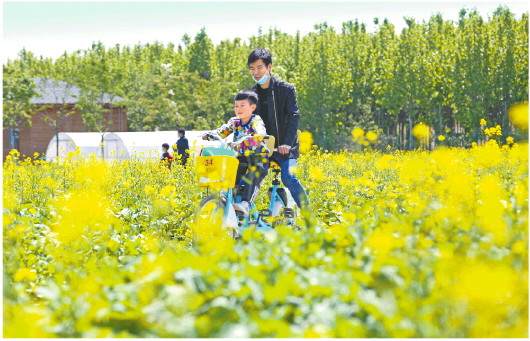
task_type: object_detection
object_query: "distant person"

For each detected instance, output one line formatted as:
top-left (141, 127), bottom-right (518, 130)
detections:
top-left (160, 143), bottom-right (173, 169)
top-left (174, 128), bottom-right (190, 166)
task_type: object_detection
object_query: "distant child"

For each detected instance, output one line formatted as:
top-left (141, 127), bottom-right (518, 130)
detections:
top-left (160, 143), bottom-right (173, 169)
top-left (203, 90), bottom-right (269, 217)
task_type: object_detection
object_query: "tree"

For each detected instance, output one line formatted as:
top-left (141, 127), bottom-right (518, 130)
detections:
top-left (421, 13), bottom-right (457, 144)
top-left (3, 60), bottom-right (37, 152)
top-left (453, 9), bottom-right (491, 143)
top-left (37, 54), bottom-right (79, 158)
top-left (76, 42), bottom-right (127, 157)
top-left (188, 28), bottom-right (214, 80)
top-left (487, 6), bottom-right (519, 135)
top-left (3, 9), bottom-right (528, 152)
top-left (297, 23), bottom-right (344, 148)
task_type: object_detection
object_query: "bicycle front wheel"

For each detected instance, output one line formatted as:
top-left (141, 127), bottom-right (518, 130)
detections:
top-left (193, 195), bottom-right (226, 242)
top-left (195, 194), bottom-right (225, 226)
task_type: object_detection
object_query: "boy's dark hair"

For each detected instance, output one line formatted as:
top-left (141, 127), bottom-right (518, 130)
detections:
top-left (162, 143), bottom-right (170, 149)
top-left (247, 48), bottom-right (272, 67)
top-left (178, 128), bottom-right (185, 135)
top-left (235, 90), bottom-right (258, 106)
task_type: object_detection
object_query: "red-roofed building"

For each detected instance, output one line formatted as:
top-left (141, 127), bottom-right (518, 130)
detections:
top-left (3, 77), bottom-right (127, 159)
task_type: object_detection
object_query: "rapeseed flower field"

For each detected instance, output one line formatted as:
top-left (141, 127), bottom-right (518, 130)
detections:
top-left (3, 134), bottom-right (528, 337)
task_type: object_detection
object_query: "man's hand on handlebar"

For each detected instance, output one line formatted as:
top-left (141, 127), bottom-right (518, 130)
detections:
top-left (278, 144), bottom-right (291, 155)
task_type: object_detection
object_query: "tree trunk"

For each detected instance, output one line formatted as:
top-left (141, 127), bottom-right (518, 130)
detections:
top-left (503, 100), bottom-right (508, 136)
top-left (56, 125), bottom-right (59, 160)
top-left (408, 115), bottom-right (414, 150)
top-left (438, 104), bottom-right (443, 135)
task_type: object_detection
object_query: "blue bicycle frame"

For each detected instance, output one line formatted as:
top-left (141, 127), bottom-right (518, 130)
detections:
top-left (223, 185), bottom-right (275, 235)
top-left (200, 132), bottom-right (293, 237)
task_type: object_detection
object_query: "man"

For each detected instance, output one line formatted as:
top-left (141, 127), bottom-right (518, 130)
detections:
top-left (248, 48), bottom-right (310, 209)
top-left (174, 128), bottom-right (190, 166)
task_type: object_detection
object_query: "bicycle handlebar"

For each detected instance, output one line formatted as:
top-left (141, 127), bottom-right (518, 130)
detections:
top-left (228, 134), bottom-right (269, 147)
top-left (203, 132), bottom-right (223, 142)
top-left (203, 132), bottom-right (270, 151)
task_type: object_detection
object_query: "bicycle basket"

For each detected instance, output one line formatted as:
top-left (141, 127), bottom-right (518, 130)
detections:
top-left (200, 146), bottom-right (237, 157)
top-left (196, 155), bottom-right (239, 189)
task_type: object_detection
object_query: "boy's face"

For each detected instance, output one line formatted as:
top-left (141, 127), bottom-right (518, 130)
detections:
top-left (234, 99), bottom-right (256, 122)
top-left (162, 146), bottom-right (168, 152)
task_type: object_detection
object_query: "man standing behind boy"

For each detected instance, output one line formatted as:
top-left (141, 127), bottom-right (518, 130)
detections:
top-left (247, 48), bottom-right (310, 209)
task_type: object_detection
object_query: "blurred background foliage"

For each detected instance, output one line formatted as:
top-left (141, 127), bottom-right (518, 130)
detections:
top-left (3, 6), bottom-right (528, 150)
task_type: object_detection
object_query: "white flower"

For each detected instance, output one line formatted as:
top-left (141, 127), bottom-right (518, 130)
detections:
top-left (160, 63), bottom-right (172, 73)
top-left (168, 89), bottom-right (174, 96)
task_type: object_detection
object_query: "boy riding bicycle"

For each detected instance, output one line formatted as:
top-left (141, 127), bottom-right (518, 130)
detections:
top-left (202, 90), bottom-right (269, 217)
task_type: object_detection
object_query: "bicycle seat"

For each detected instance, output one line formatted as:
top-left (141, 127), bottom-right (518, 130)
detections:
top-left (264, 135), bottom-right (275, 157)
top-left (270, 160), bottom-right (280, 168)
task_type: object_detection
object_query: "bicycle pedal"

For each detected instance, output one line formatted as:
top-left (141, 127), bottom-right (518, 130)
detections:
top-left (283, 208), bottom-right (295, 218)
top-left (259, 209), bottom-right (272, 217)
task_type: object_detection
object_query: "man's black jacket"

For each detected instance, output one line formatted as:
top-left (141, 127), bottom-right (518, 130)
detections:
top-left (250, 75), bottom-right (300, 160)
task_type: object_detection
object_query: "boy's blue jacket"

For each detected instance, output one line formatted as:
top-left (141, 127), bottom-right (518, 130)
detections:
top-left (250, 75), bottom-right (300, 160)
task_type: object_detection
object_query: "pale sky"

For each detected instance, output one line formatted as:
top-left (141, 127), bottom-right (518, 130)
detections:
top-left (2, 0), bottom-right (528, 63)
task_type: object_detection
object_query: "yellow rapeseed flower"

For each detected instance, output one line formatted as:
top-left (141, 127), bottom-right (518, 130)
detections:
top-left (438, 135), bottom-right (446, 141)
top-left (309, 166), bottom-right (325, 181)
top-left (365, 131), bottom-right (378, 142)
top-left (480, 119), bottom-right (487, 125)
top-left (412, 123), bottom-right (431, 142)
top-left (351, 127), bottom-right (364, 140)
top-left (14, 268), bottom-right (37, 282)
top-left (299, 131), bottom-right (314, 153)
top-left (512, 240), bottom-right (525, 254)
top-left (453, 262), bottom-right (518, 306)
top-left (508, 102), bottom-right (528, 130)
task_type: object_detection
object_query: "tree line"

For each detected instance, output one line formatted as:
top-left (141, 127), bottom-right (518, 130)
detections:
top-left (3, 6), bottom-right (528, 150)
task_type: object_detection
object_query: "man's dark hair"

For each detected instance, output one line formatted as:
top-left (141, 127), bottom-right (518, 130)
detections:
top-left (178, 128), bottom-right (185, 135)
top-left (235, 90), bottom-right (258, 106)
top-left (162, 143), bottom-right (170, 149)
top-left (247, 48), bottom-right (272, 67)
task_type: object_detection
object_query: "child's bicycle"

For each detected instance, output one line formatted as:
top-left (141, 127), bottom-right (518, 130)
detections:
top-left (194, 132), bottom-right (297, 239)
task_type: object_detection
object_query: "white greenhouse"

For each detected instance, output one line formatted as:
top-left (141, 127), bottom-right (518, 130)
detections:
top-left (45, 131), bottom-right (218, 161)
top-left (45, 132), bottom-right (104, 161)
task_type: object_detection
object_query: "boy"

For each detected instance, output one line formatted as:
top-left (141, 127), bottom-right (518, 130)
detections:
top-left (160, 143), bottom-right (173, 169)
top-left (203, 90), bottom-right (269, 217)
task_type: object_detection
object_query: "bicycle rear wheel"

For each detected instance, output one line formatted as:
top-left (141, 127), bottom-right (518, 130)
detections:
top-left (273, 206), bottom-right (299, 229)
